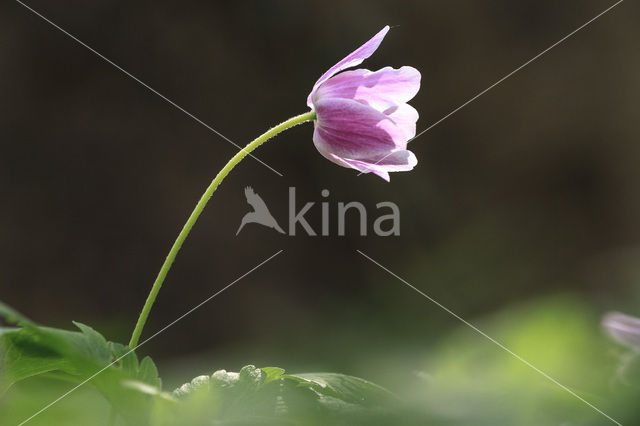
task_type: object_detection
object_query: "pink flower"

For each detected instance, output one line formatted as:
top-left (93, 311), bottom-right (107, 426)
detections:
top-left (308, 26), bottom-right (421, 181)
top-left (602, 311), bottom-right (640, 348)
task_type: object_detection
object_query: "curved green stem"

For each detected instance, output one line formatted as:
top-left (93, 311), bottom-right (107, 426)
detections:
top-left (128, 110), bottom-right (316, 348)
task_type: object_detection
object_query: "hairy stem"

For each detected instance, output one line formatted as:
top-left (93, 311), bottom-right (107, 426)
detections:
top-left (128, 110), bottom-right (316, 348)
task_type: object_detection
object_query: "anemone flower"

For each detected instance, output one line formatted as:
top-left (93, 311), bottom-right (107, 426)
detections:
top-left (307, 26), bottom-right (421, 181)
top-left (603, 311), bottom-right (640, 348)
top-left (127, 27), bottom-right (421, 349)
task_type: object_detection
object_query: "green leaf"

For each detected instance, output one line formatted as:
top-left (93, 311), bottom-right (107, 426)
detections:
top-left (169, 365), bottom-right (396, 425)
top-left (261, 367), bottom-right (285, 384)
top-left (0, 326), bottom-right (76, 391)
top-left (0, 301), bottom-right (34, 327)
top-left (238, 364), bottom-right (265, 388)
top-left (284, 372), bottom-right (396, 407)
top-left (173, 375), bottom-right (212, 398)
top-left (0, 300), bottom-right (163, 424)
top-left (139, 356), bottom-right (162, 389)
top-left (70, 322), bottom-right (112, 363)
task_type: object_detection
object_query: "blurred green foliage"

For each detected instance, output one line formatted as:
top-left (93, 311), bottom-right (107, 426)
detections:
top-left (2, 296), bottom-right (638, 425)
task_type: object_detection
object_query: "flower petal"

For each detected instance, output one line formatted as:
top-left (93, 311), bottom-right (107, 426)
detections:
top-left (313, 97), bottom-right (410, 159)
top-left (603, 312), bottom-right (640, 348)
top-left (314, 147), bottom-right (417, 182)
top-left (314, 66), bottom-right (421, 111)
top-left (384, 103), bottom-right (419, 140)
top-left (307, 26), bottom-right (390, 107)
top-left (347, 150), bottom-right (418, 181)
top-left (364, 149), bottom-right (418, 170)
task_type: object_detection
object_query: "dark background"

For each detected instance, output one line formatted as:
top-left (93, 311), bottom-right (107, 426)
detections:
top-left (2, 0), bottom-right (639, 392)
